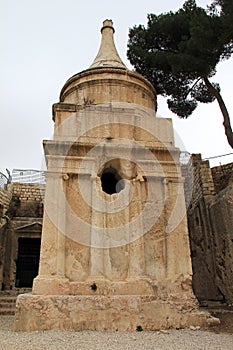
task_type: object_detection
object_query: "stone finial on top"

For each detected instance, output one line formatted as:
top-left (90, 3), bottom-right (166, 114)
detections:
top-left (89, 19), bottom-right (126, 69)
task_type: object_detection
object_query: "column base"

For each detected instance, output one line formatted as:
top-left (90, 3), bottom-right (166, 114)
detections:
top-left (32, 276), bottom-right (70, 295)
top-left (32, 276), bottom-right (155, 295)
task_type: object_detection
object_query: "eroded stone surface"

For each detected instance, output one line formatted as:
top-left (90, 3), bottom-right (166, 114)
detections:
top-left (14, 293), bottom-right (212, 332)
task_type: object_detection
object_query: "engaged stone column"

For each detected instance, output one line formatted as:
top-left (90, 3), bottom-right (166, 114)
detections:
top-left (33, 173), bottom-right (69, 295)
top-left (128, 179), bottom-right (145, 278)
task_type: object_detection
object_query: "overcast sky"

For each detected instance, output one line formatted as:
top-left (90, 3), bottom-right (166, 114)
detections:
top-left (0, 0), bottom-right (232, 176)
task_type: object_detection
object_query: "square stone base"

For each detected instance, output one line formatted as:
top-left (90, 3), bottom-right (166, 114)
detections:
top-left (14, 293), bottom-right (214, 331)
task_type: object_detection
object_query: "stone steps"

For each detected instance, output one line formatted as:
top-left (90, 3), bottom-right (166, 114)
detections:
top-left (0, 289), bottom-right (31, 316)
top-left (0, 296), bottom-right (17, 315)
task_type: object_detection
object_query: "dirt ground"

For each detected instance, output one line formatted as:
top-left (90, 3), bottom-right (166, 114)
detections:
top-left (1, 315), bottom-right (233, 350)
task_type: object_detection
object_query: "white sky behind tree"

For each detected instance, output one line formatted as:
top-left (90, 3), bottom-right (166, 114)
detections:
top-left (0, 0), bottom-right (232, 176)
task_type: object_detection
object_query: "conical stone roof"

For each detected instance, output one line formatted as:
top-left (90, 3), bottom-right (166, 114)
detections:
top-left (59, 20), bottom-right (156, 111)
top-left (89, 19), bottom-right (126, 69)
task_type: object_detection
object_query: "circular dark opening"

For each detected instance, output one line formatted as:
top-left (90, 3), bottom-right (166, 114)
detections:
top-left (101, 167), bottom-right (124, 194)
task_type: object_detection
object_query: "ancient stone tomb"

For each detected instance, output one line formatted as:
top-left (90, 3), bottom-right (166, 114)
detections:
top-left (14, 20), bottom-right (211, 331)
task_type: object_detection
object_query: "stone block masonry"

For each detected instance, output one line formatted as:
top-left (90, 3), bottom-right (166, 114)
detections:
top-left (0, 185), bottom-right (12, 219)
top-left (211, 162), bottom-right (233, 193)
top-left (12, 183), bottom-right (45, 203)
top-left (8, 183), bottom-right (45, 219)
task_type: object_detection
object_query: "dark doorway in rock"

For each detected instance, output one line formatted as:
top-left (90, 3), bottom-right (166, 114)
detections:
top-left (15, 238), bottom-right (41, 288)
top-left (101, 167), bottom-right (124, 194)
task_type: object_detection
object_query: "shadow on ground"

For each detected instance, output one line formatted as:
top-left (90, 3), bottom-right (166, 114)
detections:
top-left (202, 308), bottom-right (233, 334)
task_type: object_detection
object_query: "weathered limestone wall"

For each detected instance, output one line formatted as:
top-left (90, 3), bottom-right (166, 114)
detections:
top-left (12, 183), bottom-right (45, 203)
top-left (211, 163), bottom-right (233, 193)
top-left (209, 185), bottom-right (233, 303)
top-left (9, 183), bottom-right (45, 218)
top-left (184, 154), bottom-right (233, 304)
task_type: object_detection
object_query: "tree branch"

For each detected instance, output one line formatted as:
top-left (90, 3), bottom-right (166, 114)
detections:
top-left (203, 76), bottom-right (233, 149)
top-left (186, 77), bottom-right (202, 99)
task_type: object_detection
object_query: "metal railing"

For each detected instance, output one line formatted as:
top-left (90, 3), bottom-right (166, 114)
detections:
top-left (12, 169), bottom-right (46, 184)
top-left (0, 172), bottom-right (8, 189)
top-left (180, 151), bottom-right (191, 165)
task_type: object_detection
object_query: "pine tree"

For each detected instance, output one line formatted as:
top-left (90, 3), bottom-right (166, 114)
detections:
top-left (127, 0), bottom-right (233, 148)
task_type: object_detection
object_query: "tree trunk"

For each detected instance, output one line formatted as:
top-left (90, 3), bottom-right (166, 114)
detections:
top-left (203, 76), bottom-right (233, 149)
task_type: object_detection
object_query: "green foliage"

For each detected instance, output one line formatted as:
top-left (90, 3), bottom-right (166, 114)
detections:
top-left (167, 98), bottom-right (197, 118)
top-left (127, 0), bottom-right (232, 119)
top-left (208, 0), bottom-right (233, 58)
top-left (191, 81), bottom-right (221, 103)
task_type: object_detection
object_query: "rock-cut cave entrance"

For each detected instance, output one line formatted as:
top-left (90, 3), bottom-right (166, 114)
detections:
top-left (15, 238), bottom-right (41, 288)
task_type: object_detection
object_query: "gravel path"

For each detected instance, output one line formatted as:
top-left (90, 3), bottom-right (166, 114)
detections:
top-left (1, 316), bottom-right (233, 350)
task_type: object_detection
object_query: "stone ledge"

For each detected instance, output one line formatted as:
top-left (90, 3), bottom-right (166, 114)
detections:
top-left (13, 293), bottom-right (214, 332)
top-left (32, 277), bottom-right (155, 296)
